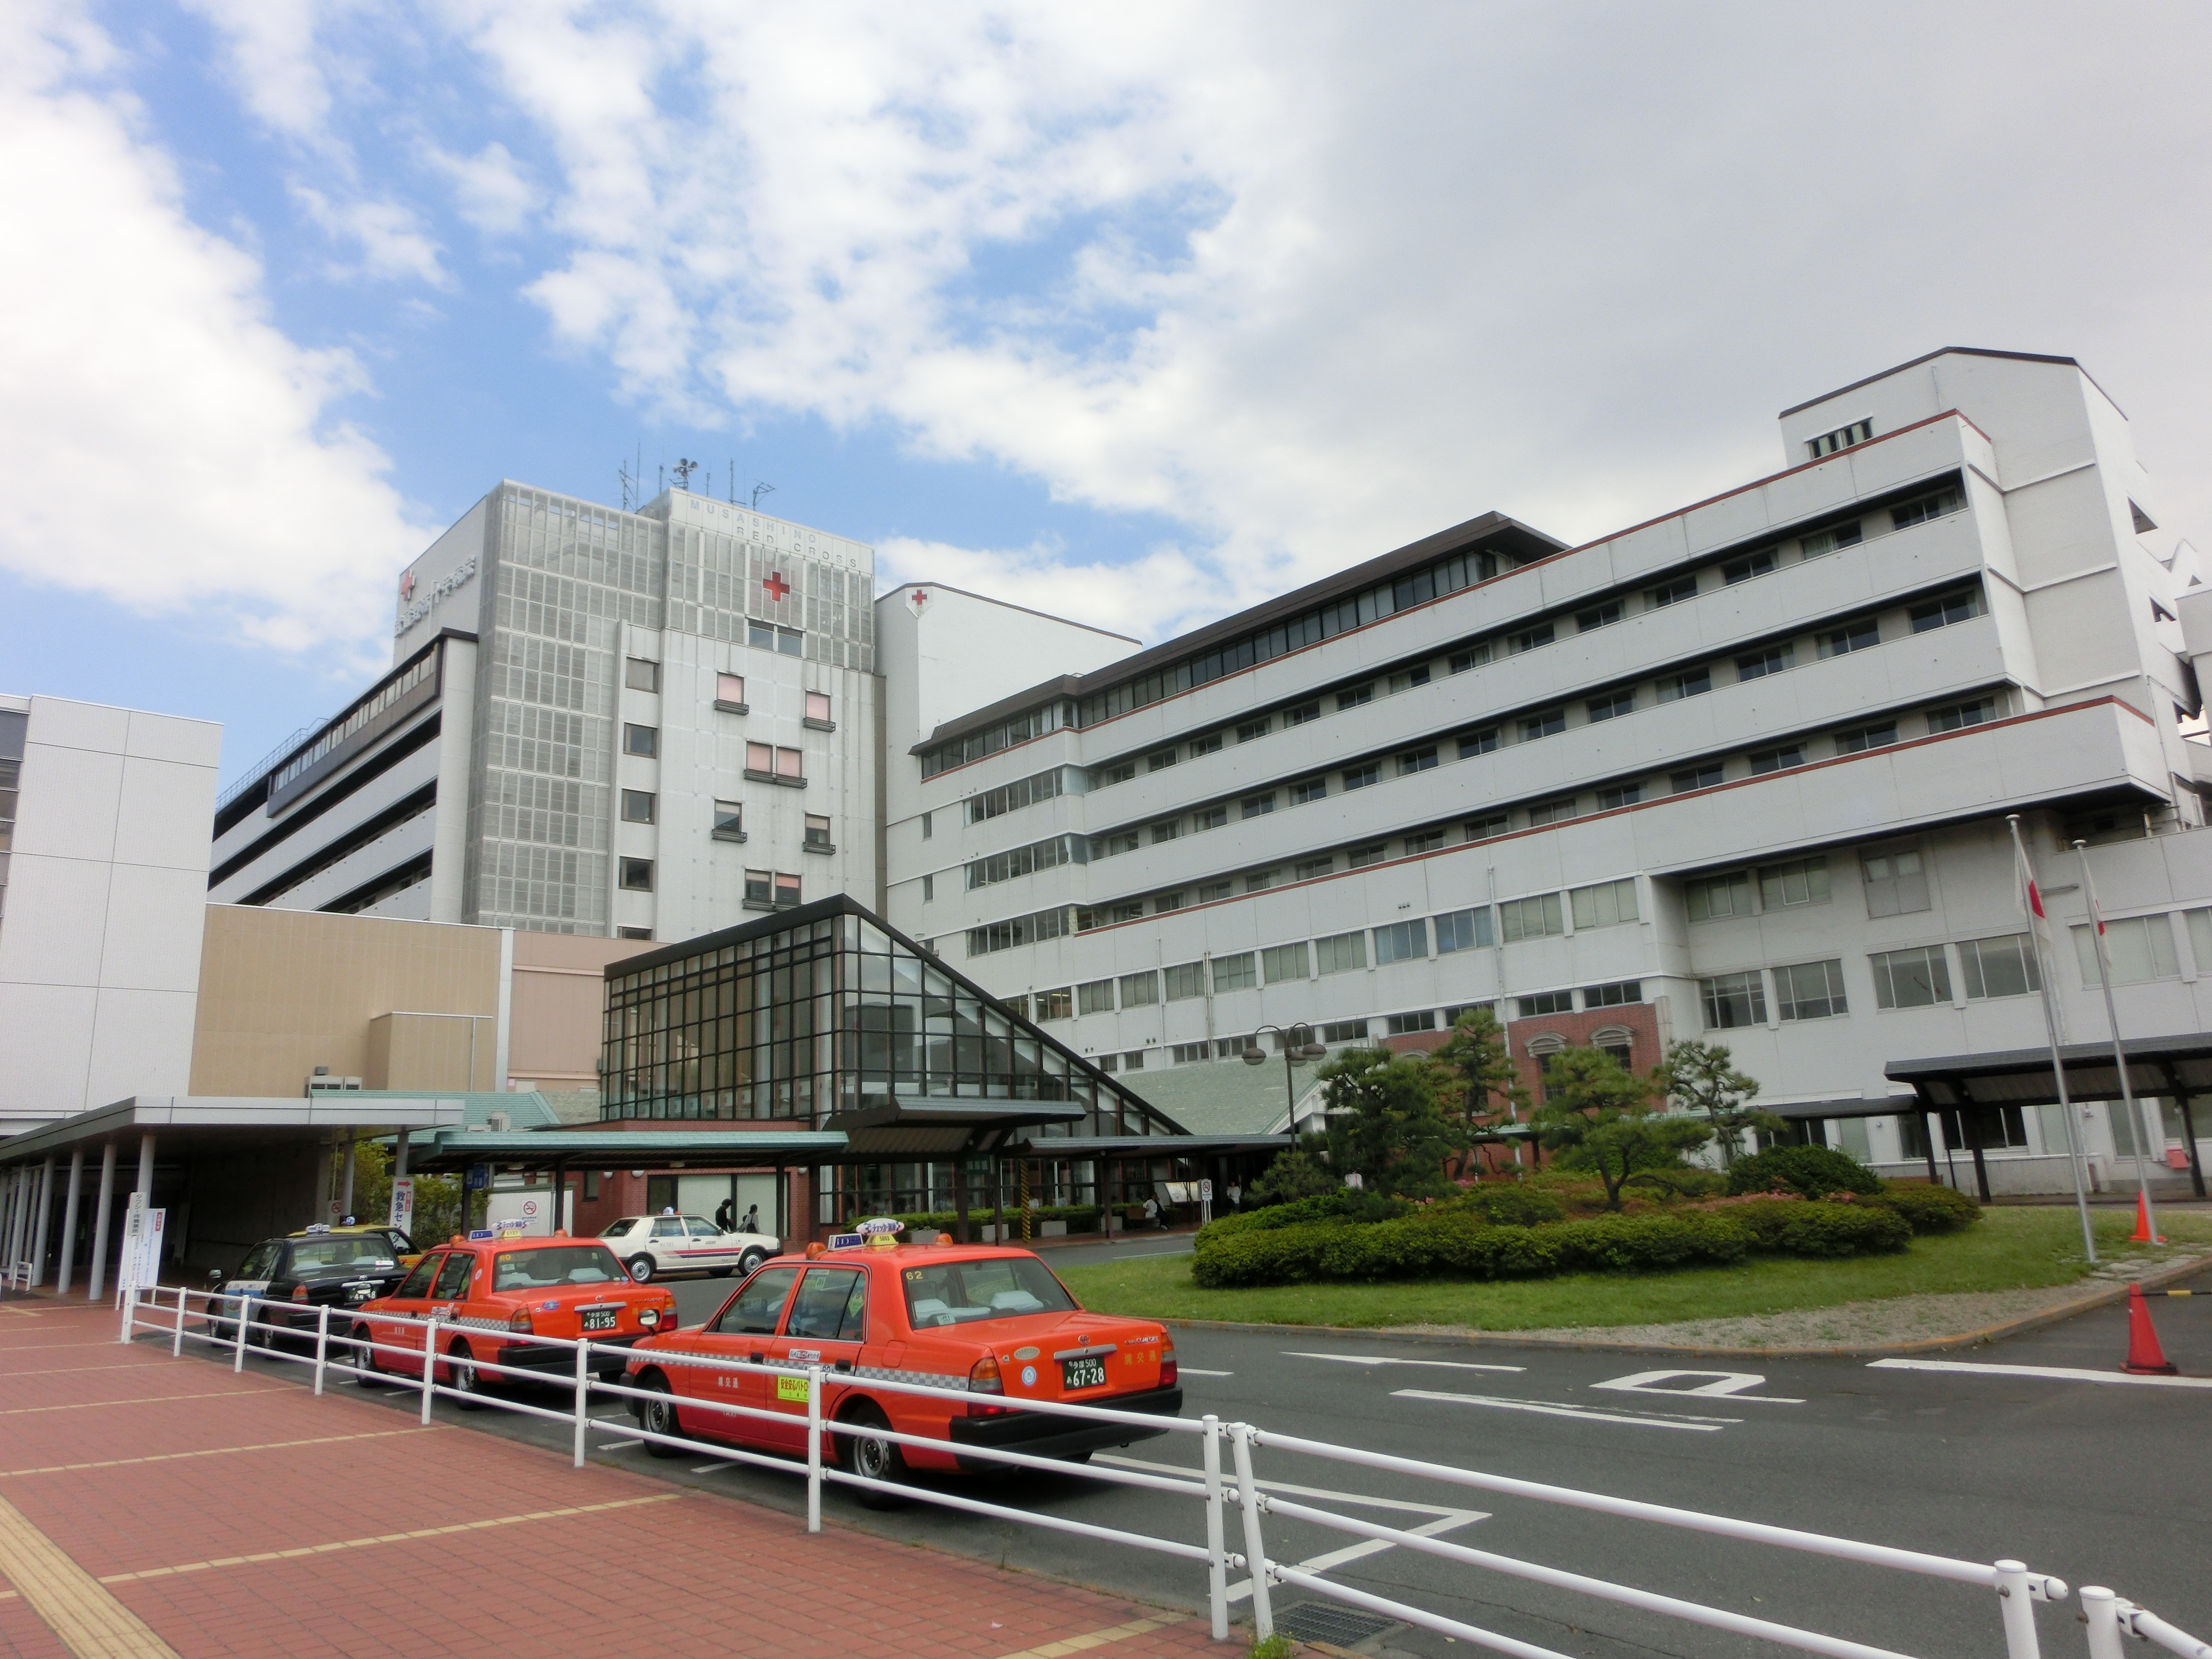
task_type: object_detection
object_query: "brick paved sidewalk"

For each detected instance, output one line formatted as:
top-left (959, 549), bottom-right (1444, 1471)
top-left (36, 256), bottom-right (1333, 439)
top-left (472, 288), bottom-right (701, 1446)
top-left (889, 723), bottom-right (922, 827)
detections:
top-left (0, 1296), bottom-right (1250, 1659)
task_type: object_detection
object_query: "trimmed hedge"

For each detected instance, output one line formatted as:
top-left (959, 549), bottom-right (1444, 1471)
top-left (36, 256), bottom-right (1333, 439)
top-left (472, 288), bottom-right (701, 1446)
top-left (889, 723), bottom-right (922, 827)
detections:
top-left (1703, 1197), bottom-right (1911, 1257)
top-left (1448, 1185), bottom-right (1568, 1226)
top-left (1726, 1145), bottom-right (1883, 1200)
top-left (889, 1205), bottom-right (1101, 1235)
top-left (1871, 1183), bottom-right (1983, 1235)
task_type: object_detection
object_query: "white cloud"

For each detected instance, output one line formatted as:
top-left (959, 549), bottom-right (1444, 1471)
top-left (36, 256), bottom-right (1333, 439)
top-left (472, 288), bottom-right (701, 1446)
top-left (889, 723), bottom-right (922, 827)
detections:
top-left (421, 139), bottom-right (538, 234)
top-left (179, 0), bottom-right (337, 145)
top-left (293, 184), bottom-right (450, 285)
top-left (0, 1), bottom-right (436, 664)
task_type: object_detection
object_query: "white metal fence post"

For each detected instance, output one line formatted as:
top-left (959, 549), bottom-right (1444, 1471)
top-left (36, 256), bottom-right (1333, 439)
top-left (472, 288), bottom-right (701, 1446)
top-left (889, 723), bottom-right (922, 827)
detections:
top-left (2080, 1587), bottom-right (2127, 1659)
top-left (313, 1304), bottom-right (330, 1395)
top-left (117, 1282), bottom-right (135, 1344)
top-left (1230, 1422), bottom-right (1273, 1641)
top-left (805, 1365), bottom-right (825, 1534)
top-left (1995, 1559), bottom-right (2042, 1659)
top-left (1202, 1414), bottom-right (1229, 1642)
top-left (572, 1340), bottom-right (591, 1468)
top-left (232, 1294), bottom-right (250, 1370)
top-left (172, 1288), bottom-right (187, 1357)
top-left (421, 1316), bottom-right (441, 1425)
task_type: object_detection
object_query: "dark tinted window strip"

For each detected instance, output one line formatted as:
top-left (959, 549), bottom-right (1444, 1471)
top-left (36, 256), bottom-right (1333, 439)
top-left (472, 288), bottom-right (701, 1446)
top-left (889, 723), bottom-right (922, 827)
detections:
top-left (207, 712), bottom-right (442, 889)
top-left (236, 781), bottom-right (436, 906)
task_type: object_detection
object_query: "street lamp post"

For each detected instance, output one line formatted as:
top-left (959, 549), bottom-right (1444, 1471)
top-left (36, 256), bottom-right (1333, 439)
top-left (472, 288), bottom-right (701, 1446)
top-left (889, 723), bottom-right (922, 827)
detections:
top-left (1243, 1023), bottom-right (1329, 1131)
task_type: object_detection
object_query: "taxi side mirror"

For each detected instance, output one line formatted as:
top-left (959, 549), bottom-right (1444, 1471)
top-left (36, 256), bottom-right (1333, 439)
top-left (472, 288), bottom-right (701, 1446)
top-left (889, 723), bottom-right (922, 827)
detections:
top-left (205, 1267), bottom-right (226, 1286)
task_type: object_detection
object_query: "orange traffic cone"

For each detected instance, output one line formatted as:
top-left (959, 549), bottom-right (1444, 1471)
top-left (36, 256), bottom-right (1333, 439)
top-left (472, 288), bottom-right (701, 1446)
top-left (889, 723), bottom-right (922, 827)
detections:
top-left (2129, 1191), bottom-right (2166, 1245)
top-left (2123, 1283), bottom-right (2178, 1375)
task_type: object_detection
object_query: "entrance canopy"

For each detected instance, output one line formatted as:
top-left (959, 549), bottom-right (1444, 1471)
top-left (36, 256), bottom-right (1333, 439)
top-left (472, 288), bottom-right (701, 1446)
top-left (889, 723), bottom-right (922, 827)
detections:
top-left (1763, 1096), bottom-right (1921, 1121)
top-left (1885, 1033), bottom-right (2212, 1111)
top-left (396, 1128), bottom-right (848, 1175)
top-left (0, 1095), bottom-right (466, 1168)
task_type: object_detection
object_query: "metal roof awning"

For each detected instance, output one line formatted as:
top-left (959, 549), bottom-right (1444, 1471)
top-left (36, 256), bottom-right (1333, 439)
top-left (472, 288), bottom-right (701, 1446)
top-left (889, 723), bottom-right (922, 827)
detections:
top-left (1763, 1096), bottom-right (1923, 1122)
top-left (1885, 1034), bottom-right (2212, 1111)
top-left (1, 1096), bottom-right (468, 1166)
top-left (397, 1129), bottom-right (849, 1173)
top-left (1010, 1133), bottom-right (1295, 1155)
top-left (823, 1098), bottom-right (1086, 1160)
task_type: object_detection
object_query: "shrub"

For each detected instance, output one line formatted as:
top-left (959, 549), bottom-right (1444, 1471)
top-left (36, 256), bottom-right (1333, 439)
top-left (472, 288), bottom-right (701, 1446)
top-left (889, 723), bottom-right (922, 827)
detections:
top-left (1247, 1148), bottom-right (1341, 1205)
top-left (1873, 1182), bottom-right (1983, 1234)
top-left (1635, 1168), bottom-right (1729, 1200)
top-left (1246, 1191), bottom-right (1409, 1231)
top-left (1727, 1145), bottom-right (1883, 1200)
top-left (1448, 1184), bottom-right (1567, 1226)
top-left (1550, 1213), bottom-right (1753, 1272)
top-left (1770, 1202), bottom-right (1911, 1257)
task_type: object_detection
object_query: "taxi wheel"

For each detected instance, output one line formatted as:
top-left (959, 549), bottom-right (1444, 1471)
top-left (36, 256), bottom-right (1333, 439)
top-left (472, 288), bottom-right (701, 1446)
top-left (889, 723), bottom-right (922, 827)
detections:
top-left (626, 1254), bottom-right (656, 1284)
top-left (349, 1327), bottom-right (385, 1388)
top-left (636, 1373), bottom-right (686, 1459)
top-left (737, 1250), bottom-right (766, 1275)
top-left (445, 1340), bottom-right (490, 1409)
top-left (840, 1404), bottom-right (907, 1508)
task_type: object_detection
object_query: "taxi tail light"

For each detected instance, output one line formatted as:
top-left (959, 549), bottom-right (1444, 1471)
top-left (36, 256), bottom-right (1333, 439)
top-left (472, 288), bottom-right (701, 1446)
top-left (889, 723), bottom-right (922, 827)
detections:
top-left (289, 1285), bottom-right (310, 1302)
top-left (508, 1310), bottom-right (534, 1334)
top-left (1160, 1338), bottom-right (1177, 1387)
top-left (967, 1354), bottom-right (1011, 1417)
top-left (639, 1307), bottom-right (662, 1328)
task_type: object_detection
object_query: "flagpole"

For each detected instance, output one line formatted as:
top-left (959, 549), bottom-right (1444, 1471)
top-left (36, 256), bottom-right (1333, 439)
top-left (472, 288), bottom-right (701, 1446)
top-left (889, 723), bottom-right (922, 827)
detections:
top-left (2008, 815), bottom-right (2097, 1264)
top-left (2074, 840), bottom-right (2164, 1244)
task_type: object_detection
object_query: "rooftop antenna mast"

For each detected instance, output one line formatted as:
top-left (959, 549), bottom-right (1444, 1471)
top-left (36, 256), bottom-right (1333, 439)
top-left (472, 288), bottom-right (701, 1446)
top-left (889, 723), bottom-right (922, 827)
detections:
top-left (751, 481), bottom-right (777, 511)
top-left (617, 456), bottom-right (638, 513)
top-left (728, 459), bottom-right (736, 505)
top-left (673, 457), bottom-right (699, 493)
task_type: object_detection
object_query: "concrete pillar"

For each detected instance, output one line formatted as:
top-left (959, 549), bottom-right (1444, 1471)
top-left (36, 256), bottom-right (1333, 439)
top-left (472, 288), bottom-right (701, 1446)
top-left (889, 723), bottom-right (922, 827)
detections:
top-left (339, 1137), bottom-right (357, 1221)
top-left (30, 1157), bottom-right (55, 1287)
top-left (393, 1129), bottom-right (410, 1179)
top-left (1, 1169), bottom-right (22, 1279)
top-left (55, 1149), bottom-right (84, 1295)
top-left (86, 1142), bottom-right (119, 1302)
top-left (134, 1133), bottom-right (156, 1207)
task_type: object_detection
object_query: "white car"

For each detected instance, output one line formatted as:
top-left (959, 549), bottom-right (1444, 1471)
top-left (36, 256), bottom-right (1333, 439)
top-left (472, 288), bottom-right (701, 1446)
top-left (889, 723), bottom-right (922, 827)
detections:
top-left (598, 1214), bottom-right (780, 1283)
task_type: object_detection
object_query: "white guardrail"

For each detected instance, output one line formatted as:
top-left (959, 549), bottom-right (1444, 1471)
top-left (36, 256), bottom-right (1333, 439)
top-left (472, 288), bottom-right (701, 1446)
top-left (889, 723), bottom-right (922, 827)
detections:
top-left (119, 1283), bottom-right (2203, 1659)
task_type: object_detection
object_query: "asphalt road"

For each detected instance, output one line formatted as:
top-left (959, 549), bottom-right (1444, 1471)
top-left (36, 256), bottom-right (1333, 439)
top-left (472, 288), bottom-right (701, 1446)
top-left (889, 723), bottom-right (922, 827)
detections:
top-left (163, 1264), bottom-right (2211, 1659)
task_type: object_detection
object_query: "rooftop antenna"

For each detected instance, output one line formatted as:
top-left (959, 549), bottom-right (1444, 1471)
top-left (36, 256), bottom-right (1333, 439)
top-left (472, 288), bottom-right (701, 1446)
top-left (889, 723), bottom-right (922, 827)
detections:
top-left (673, 457), bottom-right (699, 493)
top-left (617, 456), bottom-right (638, 513)
top-left (658, 463), bottom-right (665, 496)
top-left (751, 481), bottom-right (777, 511)
top-left (728, 459), bottom-right (736, 505)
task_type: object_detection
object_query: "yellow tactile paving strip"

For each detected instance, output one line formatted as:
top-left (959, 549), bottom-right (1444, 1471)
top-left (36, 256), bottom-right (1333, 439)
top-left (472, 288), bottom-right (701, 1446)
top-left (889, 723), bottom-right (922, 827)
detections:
top-left (994, 1614), bottom-right (1187, 1657)
top-left (0, 1491), bottom-right (180, 1658)
top-left (0, 1426), bottom-right (446, 1480)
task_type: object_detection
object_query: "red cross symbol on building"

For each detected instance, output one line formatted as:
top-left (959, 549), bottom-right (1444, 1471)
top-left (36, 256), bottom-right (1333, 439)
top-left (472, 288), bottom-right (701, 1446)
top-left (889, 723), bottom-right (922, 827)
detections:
top-left (763, 571), bottom-right (791, 602)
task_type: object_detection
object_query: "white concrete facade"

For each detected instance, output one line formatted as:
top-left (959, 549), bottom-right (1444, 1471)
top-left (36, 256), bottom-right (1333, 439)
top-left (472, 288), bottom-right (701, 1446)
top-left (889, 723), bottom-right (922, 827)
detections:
top-left (0, 694), bottom-right (220, 1127)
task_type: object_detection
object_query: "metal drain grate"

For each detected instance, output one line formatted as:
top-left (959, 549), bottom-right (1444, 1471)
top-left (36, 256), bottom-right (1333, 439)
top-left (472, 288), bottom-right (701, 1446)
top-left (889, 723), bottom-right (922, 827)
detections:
top-left (1274, 1602), bottom-right (1398, 1645)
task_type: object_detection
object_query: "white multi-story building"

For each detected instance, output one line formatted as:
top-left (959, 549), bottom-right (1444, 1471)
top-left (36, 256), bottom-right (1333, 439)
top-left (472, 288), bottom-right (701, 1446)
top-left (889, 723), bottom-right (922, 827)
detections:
top-left (208, 484), bottom-right (879, 942)
top-left (878, 349), bottom-right (2212, 1191)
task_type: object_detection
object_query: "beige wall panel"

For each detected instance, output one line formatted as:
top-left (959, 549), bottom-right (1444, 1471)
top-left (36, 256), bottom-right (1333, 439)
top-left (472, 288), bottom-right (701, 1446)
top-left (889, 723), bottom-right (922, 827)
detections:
top-left (508, 932), bottom-right (658, 1086)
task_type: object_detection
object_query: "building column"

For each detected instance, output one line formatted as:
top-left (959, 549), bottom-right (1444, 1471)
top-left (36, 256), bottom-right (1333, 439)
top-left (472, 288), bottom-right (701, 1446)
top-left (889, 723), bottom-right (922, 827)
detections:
top-left (1, 1169), bottom-right (22, 1277)
top-left (339, 1136), bottom-right (357, 1221)
top-left (85, 1142), bottom-right (119, 1302)
top-left (55, 1149), bottom-right (84, 1295)
top-left (29, 1157), bottom-right (55, 1287)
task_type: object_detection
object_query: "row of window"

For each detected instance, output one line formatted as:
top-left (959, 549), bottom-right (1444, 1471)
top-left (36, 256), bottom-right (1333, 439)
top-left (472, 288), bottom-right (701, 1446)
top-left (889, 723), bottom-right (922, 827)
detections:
top-left (1697, 930), bottom-right (2043, 1028)
top-left (619, 720), bottom-right (813, 788)
top-left (614, 856), bottom-right (816, 902)
top-left (616, 790), bottom-right (833, 851)
top-left (624, 659), bottom-right (831, 721)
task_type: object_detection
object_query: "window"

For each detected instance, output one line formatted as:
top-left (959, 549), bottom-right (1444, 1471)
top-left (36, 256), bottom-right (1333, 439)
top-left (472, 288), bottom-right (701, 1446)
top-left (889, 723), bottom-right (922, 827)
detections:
top-left (1700, 971), bottom-right (1767, 1028)
top-left (1758, 856), bottom-right (1830, 909)
top-left (1241, 793), bottom-right (1276, 818)
top-left (1926, 698), bottom-right (1998, 733)
top-left (1147, 749), bottom-right (1177, 772)
top-left (748, 620), bottom-right (774, 649)
top-left (1656, 667), bottom-right (1712, 702)
top-left (620, 789), bottom-right (655, 824)
top-left (1316, 932), bottom-right (1367, 974)
top-left (1098, 759), bottom-right (1136, 786)
top-left (1860, 842), bottom-right (1930, 917)
top-left (1807, 418), bottom-right (1873, 458)
top-left (1465, 811), bottom-right (1510, 842)
top-left (1774, 959), bottom-right (1848, 1021)
top-left (804, 814), bottom-right (832, 850)
top-left (1386, 1011), bottom-right (1437, 1036)
top-left (746, 741), bottom-right (773, 775)
top-left (1910, 589), bottom-right (1981, 633)
top-left (1647, 575), bottom-right (1697, 609)
top-left (965, 833), bottom-right (1085, 890)
top-left (1583, 980), bottom-right (1641, 1009)
top-left (1337, 685), bottom-right (1373, 711)
top-left (1119, 970), bottom-right (1159, 1007)
top-left (1500, 892), bottom-right (1564, 941)
top-left (1749, 744), bottom-right (1807, 775)
top-left (1596, 781), bottom-right (1643, 810)
top-left (1526, 796), bottom-right (1578, 826)
top-left (1518, 990), bottom-right (1573, 1017)
top-left (2074, 914), bottom-right (2180, 986)
top-left (2190, 909), bottom-right (2212, 977)
top-left (1434, 908), bottom-right (1492, 953)
top-left (804, 691), bottom-right (833, 727)
top-left (1576, 600), bottom-right (1623, 632)
top-left (1889, 488), bottom-right (1960, 529)
top-left (1389, 665), bottom-right (1432, 693)
top-left (1960, 933), bottom-right (2041, 1000)
top-left (1686, 871), bottom-right (1754, 921)
top-left (1190, 732), bottom-right (1223, 758)
top-left (1197, 879), bottom-right (1233, 903)
top-left (1834, 722), bottom-right (1898, 755)
top-left (1152, 820), bottom-right (1180, 843)
top-left (1321, 1020), bottom-right (1369, 1044)
top-left (619, 857), bottom-right (654, 891)
top-left (1671, 761), bottom-right (1724, 793)
top-left (1346, 842), bottom-right (1389, 869)
top-left (1396, 746), bottom-right (1439, 777)
top-left (1291, 778), bottom-right (1327, 805)
top-left (1196, 805), bottom-right (1229, 830)
top-left (1244, 869), bottom-right (1277, 892)
top-left (1286, 700), bottom-right (1321, 726)
top-left (1238, 718), bottom-right (1270, 742)
top-left (1508, 624), bottom-right (1554, 654)
top-left (1168, 1042), bottom-right (1210, 1065)
top-left (1736, 644), bottom-right (1791, 681)
top-left (922, 874), bottom-right (933, 903)
top-left (921, 811), bottom-right (933, 838)
top-left (1723, 549), bottom-right (1777, 585)
top-left (1295, 855), bottom-right (1334, 879)
top-left (1109, 901), bottom-right (1144, 923)
top-left (1448, 646), bottom-right (1490, 674)
top-left (1818, 617), bottom-right (1880, 658)
top-left (1520, 709), bottom-right (1565, 742)
top-left (1871, 946), bottom-right (1951, 1009)
top-left (623, 723), bottom-right (658, 757)
top-left (1263, 942), bottom-right (1310, 982)
top-left (773, 871), bottom-right (800, 906)
top-left (1458, 728), bottom-right (1498, 757)
top-left (1343, 761), bottom-right (1382, 790)
top-left (1093, 829), bottom-right (1140, 858)
top-left (715, 672), bottom-right (746, 709)
top-left (776, 628), bottom-right (803, 657)
top-left (1586, 688), bottom-right (1635, 722)
top-left (745, 868), bottom-right (773, 905)
top-left (1165, 962), bottom-right (1205, 1000)
top-left (712, 800), bottom-right (744, 842)
top-left (1798, 520), bottom-right (1862, 558)
top-left (625, 657), bottom-right (660, 692)
top-left (1035, 988), bottom-right (1073, 1021)
top-left (1570, 878), bottom-right (1638, 929)
top-left (1375, 919), bottom-right (1428, 964)
top-left (1404, 828), bottom-right (1446, 854)
top-left (1212, 953), bottom-right (1257, 993)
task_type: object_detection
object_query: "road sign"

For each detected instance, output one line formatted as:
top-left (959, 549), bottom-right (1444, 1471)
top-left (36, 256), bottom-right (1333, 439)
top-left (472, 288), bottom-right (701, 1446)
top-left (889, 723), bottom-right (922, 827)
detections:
top-left (1199, 1179), bottom-right (1214, 1203)
top-left (465, 1163), bottom-right (491, 1191)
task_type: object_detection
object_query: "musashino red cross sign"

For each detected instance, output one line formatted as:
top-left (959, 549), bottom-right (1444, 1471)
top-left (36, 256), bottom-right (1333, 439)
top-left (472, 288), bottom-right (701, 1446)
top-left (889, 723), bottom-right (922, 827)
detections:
top-left (763, 571), bottom-right (791, 602)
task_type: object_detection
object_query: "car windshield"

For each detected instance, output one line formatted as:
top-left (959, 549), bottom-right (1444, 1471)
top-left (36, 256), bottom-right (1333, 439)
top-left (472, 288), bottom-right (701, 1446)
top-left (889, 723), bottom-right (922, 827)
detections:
top-left (290, 1238), bottom-right (399, 1271)
top-left (597, 1220), bottom-right (635, 1238)
top-left (493, 1246), bottom-right (625, 1291)
top-left (901, 1256), bottom-right (1079, 1328)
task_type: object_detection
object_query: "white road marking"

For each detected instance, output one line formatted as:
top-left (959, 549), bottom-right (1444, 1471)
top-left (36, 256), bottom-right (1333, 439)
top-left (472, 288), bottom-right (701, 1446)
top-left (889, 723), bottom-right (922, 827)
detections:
top-left (1392, 1388), bottom-right (1734, 1431)
top-left (1869, 1358), bottom-right (2212, 1390)
top-left (1591, 1369), bottom-right (1804, 1403)
top-left (1177, 1368), bottom-right (1234, 1377)
top-left (599, 1440), bottom-right (645, 1451)
top-left (1226, 1512), bottom-right (1476, 1602)
top-left (1285, 1351), bottom-right (1525, 1374)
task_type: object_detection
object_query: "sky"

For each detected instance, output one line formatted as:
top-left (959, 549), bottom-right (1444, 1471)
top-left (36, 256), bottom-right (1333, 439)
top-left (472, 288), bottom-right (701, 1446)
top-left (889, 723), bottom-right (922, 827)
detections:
top-left (3, 0), bottom-right (2210, 786)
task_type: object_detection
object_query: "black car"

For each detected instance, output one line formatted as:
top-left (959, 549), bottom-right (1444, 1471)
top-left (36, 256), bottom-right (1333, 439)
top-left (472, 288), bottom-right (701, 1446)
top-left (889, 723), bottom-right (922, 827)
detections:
top-left (206, 1229), bottom-right (413, 1347)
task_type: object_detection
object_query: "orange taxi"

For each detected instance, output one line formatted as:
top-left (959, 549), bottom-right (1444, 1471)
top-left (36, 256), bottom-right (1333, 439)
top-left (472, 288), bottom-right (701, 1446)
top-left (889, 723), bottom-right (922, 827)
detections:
top-left (623, 1224), bottom-right (1181, 1491)
top-left (349, 1231), bottom-right (679, 1400)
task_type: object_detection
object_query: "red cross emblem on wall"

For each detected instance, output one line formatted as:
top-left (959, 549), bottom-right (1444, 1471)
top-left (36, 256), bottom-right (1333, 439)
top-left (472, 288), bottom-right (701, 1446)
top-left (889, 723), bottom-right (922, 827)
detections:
top-left (763, 571), bottom-right (791, 602)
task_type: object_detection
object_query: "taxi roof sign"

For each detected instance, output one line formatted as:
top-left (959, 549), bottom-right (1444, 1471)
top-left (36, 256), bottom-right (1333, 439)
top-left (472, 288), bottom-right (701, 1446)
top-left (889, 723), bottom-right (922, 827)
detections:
top-left (467, 1227), bottom-right (496, 1240)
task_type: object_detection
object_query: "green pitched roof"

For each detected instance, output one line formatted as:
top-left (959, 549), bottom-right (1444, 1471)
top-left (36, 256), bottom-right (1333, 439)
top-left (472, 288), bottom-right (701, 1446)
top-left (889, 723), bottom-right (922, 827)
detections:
top-left (1113, 1059), bottom-right (1324, 1138)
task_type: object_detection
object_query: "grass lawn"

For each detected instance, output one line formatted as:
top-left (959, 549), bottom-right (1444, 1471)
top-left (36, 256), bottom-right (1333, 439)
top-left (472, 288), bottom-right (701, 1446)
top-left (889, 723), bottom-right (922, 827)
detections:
top-left (1057, 1206), bottom-right (2212, 1333)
